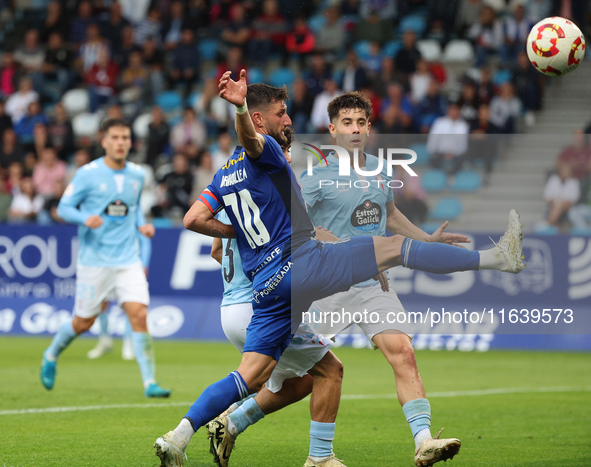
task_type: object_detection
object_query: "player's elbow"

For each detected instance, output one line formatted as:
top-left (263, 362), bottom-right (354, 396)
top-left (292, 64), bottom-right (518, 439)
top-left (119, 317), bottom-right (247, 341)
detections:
top-left (183, 209), bottom-right (207, 232)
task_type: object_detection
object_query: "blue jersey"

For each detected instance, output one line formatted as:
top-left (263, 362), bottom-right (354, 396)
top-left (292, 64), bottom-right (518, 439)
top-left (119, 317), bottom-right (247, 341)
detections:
top-left (199, 136), bottom-right (314, 280)
top-left (300, 152), bottom-right (394, 286)
top-left (217, 210), bottom-right (252, 306)
top-left (57, 157), bottom-right (146, 268)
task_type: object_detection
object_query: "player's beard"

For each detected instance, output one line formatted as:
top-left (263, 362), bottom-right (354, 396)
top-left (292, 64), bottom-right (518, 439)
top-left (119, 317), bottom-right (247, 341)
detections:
top-left (270, 127), bottom-right (288, 147)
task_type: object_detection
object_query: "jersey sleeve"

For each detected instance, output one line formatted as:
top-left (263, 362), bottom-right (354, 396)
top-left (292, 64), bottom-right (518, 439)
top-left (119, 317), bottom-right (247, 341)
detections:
top-left (247, 134), bottom-right (286, 173)
top-left (299, 170), bottom-right (323, 208)
top-left (198, 181), bottom-right (224, 215)
top-left (138, 234), bottom-right (152, 267)
top-left (57, 170), bottom-right (92, 225)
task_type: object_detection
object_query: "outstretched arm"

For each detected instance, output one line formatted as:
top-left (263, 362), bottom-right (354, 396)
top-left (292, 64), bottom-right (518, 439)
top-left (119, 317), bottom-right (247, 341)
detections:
top-left (184, 199), bottom-right (236, 238)
top-left (219, 69), bottom-right (265, 159)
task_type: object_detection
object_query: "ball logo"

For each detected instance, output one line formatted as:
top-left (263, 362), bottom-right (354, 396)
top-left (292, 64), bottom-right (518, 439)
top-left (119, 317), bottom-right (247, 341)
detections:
top-left (568, 36), bottom-right (585, 66)
top-left (531, 23), bottom-right (564, 58)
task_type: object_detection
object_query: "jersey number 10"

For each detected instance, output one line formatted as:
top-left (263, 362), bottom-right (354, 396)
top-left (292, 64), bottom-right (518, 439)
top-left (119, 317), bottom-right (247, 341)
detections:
top-left (223, 189), bottom-right (270, 249)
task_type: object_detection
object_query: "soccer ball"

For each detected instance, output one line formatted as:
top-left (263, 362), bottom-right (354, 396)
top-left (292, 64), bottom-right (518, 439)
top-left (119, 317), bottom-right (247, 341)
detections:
top-left (526, 16), bottom-right (586, 76)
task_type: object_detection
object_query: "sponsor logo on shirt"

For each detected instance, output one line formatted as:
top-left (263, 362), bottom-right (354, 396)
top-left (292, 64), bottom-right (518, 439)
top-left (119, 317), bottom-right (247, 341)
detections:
top-left (351, 200), bottom-right (382, 231)
top-left (104, 200), bottom-right (129, 218)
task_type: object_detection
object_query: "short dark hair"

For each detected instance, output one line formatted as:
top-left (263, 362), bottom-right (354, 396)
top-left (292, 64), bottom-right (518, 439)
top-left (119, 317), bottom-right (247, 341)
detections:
top-left (101, 118), bottom-right (131, 133)
top-left (327, 91), bottom-right (373, 123)
top-left (246, 83), bottom-right (289, 112)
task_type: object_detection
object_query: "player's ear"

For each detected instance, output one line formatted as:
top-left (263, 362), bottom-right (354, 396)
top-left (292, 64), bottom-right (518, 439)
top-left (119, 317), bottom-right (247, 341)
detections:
top-left (251, 111), bottom-right (263, 129)
top-left (328, 122), bottom-right (336, 138)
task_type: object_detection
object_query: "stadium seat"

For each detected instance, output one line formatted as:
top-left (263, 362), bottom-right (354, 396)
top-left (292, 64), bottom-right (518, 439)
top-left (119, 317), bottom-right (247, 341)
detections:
top-left (186, 92), bottom-right (202, 108)
top-left (353, 41), bottom-right (372, 60)
top-left (442, 40), bottom-right (475, 63)
top-left (133, 113), bottom-right (153, 139)
top-left (248, 67), bottom-right (264, 84)
top-left (450, 170), bottom-right (482, 192)
top-left (383, 40), bottom-right (402, 57)
top-left (408, 142), bottom-right (431, 167)
top-left (198, 38), bottom-right (218, 61)
top-left (268, 68), bottom-right (295, 88)
top-left (307, 14), bottom-right (326, 34)
top-left (570, 226), bottom-right (591, 236)
top-left (62, 89), bottom-right (90, 116)
top-left (399, 15), bottom-right (427, 36)
top-left (533, 224), bottom-right (559, 235)
top-left (421, 169), bottom-right (447, 192)
top-left (493, 69), bottom-right (512, 86)
top-left (429, 197), bottom-right (463, 221)
top-left (72, 112), bottom-right (101, 138)
top-left (152, 217), bottom-right (174, 228)
top-left (419, 222), bottom-right (443, 234)
top-left (417, 40), bottom-right (442, 62)
top-left (155, 91), bottom-right (182, 112)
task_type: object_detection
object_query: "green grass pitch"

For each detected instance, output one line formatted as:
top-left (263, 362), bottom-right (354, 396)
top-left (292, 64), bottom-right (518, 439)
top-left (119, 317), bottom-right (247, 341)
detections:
top-left (1, 336), bottom-right (590, 466)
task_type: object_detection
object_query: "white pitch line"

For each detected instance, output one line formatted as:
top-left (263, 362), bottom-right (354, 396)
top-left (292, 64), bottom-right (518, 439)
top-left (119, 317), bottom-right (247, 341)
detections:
top-left (2, 386), bottom-right (590, 416)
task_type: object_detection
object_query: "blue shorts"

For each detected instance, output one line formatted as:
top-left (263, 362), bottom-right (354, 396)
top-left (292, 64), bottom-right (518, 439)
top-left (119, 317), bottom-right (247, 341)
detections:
top-left (243, 236), bottom-right (379, 361)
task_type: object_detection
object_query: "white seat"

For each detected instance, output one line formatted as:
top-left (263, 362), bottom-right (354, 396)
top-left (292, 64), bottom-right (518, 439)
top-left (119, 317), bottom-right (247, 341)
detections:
top-left (62, 89), bottom-right (90, 116)
top-left (72, 112), bottom-right (101, 138)
top-left (133, 113), bottom-right (153, 139)
top-left (442, 40), bottom-right (475, 63)
top-left (417, 40), bottom-right (442, 62)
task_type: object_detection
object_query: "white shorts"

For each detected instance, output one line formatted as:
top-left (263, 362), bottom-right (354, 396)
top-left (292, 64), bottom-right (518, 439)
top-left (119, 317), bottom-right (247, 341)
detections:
top-left (220, 302), bottom-right (333, 394)
top-left (75, 263), bottom-right (150, 319)
top-left (305, 283), bottom-right (411, 349)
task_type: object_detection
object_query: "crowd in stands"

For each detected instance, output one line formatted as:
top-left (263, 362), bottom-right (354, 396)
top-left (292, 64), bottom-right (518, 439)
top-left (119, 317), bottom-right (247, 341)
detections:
top-left (0, 0), bottom-right (589, 226)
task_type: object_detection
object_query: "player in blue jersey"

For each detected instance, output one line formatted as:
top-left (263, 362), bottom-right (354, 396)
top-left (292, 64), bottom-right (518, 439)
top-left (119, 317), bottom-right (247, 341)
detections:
top-left (154, 71), bottom-right (524, 467)
top-left (40, 119), bottom-right (170, 398)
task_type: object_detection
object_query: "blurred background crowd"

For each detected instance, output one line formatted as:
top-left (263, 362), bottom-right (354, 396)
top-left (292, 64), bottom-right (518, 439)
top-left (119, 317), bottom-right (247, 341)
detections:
top-left (0, 0), bottom-right (590, 232)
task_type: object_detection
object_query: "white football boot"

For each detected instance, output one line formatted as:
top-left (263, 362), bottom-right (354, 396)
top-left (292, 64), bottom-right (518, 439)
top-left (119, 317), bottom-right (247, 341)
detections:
top-left (154, 431), bottom-right (187, 467)
top-left (491, 209), bottom-right (526, 273)
top-left (86, 334), bottom-right (113, 359)
top-left (121, 337), bottom-right (135, 360)
top-left (303, 455), bottom-right (348, 466)
top-left (206, 416), bottom-right (236, 467)
top-left (414, 428), bottom-right (461, 466)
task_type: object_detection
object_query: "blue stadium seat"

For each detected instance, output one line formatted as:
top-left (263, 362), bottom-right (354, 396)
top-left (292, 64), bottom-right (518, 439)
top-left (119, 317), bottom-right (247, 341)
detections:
top-left (399, 15), bottom-right (427, 36)
top-left (353, 41), bottom-right (372, 60)
top-left (268, 68), bottom-right (295, 88)
top-left (186, 92), bottom-right (201, 108)
top-left (450, 170), bottom-right (482, 192)
top-left (198, 39), bottom-right (219, 61)
top-left (534, 224), bottom-right (559, 235)
top-left (429, 197), bottom-right (463, 221)
top-left (152, 218), bottom-right (174, 228)
top-left (383, 40), bottom-right (402, 57)
top-left (248, 67), bottom-right (265, 84)
top-left (419, 222), bottom-right (443, 234)
top-left (408, 142), bottom-right (431, 167)
top-left (156, 91), bottom-right (182, 112)
top-left (308, 14), bottom-right (326, 34)
top-left (493, 69), bottom-right (512, 86)
top-left (570, 226), bottom-right (591, 236)
top-left (421, 169), bottom-right (447, 192)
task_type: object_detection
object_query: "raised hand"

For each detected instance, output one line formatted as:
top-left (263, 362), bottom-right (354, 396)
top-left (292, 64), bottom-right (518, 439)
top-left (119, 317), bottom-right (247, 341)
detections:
top-left (218, 69), bottom-right (247, 107)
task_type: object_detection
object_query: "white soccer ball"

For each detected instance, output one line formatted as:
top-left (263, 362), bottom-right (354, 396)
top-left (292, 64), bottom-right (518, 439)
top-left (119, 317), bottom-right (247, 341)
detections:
top-left (526, 16), bottom-right (586, 76)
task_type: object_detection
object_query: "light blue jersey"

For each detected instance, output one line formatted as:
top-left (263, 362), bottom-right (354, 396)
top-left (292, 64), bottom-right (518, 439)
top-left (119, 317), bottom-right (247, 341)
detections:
top-left (217, 210), bottom-right (252, 306)
top-left (58, 157), bottom-right (146, 268)
top-left (300, 153), bottom-right (394, 287)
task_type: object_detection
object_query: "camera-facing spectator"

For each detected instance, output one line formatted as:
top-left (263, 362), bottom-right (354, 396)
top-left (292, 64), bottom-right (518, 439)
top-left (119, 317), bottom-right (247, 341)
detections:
top-left (355, 8), bottom-right (393, 45)
top-left (248, 0), bottom-right (288, 64)
top-left (44, 33), bottom-right (75, 96)
top-left (428, 102), bottom-right (470, 175)
top-left (170, 107), bottom-right (206, 162)
top-left (0, 52), bottom-right (20, 98)
top-left (410, 60), bottom-right (432, 103)
top-left (120, 50), bottom-right (148, 104)
top-left (304, 54), bottom-right (333, 99)
top-left (211, 133), bottom-right (235, 171)
top-left (502, 5), bottom-right (532, 63)
top-left (339, 49), bottom-right (369, 94)
top-left (14, 101), bottom-right (48, 147)
top-left (0, 100), bottom-right (13, 138)
top-left (134, 7), bottom-right (162, 47)
top-left (145, 106), bottom-right (170, 168)
top-left (85, 49), bottom-right (119, 113)
top-left (152, 153), bottom-right (193, 218)
top-left (286, 16), bottom-right (316, 64)
top-left (77, 23), bottom-right (109, 75)
top-left (395, 30), bottom-right (421, 77)
top-left (569, 157), bottom-right (591, 229)
top-left (113, 26), bottom-right (139, 69)
top-left (48, 102), bottom-right (75, 161)
top-left (9, 176), bottom-right (44, 222)
top-left (194, 78), bottom-right (230, 137)
top-left (469, 6), bottom-right (503, 67)
top-left (191, 151), bottom-right (216, 203)
top-left (41, 1), bottom-right (70, 44)
top-left (476, 67), bottom-right (497, 105)
top-left (32, 123), bottom-right (51, 160)
top-left (220, 3), bottom-right (251, 55)
top-left (289, 78), bottom-right (315, 134)
top-left (5, 160), bottom-right (23, 194)
top-left (5, 78), bottom-right (39, 124)
top-left (216, 47), bottom-right (246, 83)
top-left (66, 149), bottom-right (91, 185)
top-left (37, 179), bottom-right (66, 225)
top-left (543, 162), bottom-right (580, 227)
top-left (458, 82), bottom-right (480, 124)
top-left (0, 129), bottom-right (22, 170)
top-left (119, 0), bottom-right (151, 24)
top-left (489, 82), bottom-right (522, 133)
top-left (162, 1), bottom-right (192, 51)
top-left (69, 0), bottom-right (97, 47)
top-left (33, 146), bottom-right (66, 198)
top-left (512, 51), bottom-right (543, 126)
top-left (556, 130), bottom-right (591, 180)
top-left (100, 1), bottom-right (130, 51)
top-left (315, 6), bottom-right (345, 58)
top-left (14, 30), bottom-right (46, 93)
top-left (311, 79), bottom-right (341, 133)
top-left (169, 28), bottom-right (200, 97)
top-left (415, 79), bottom-right (447, 132)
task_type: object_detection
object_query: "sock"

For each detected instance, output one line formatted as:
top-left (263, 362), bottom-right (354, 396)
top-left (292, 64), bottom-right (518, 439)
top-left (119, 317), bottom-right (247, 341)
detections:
top-left (227, 398), bottom-right (265, 436)
top-left (309, 421), bottom-right (335, 459)
top-left (173, 418), bottom-right (195, 450)
top-left (46, 319), bottom-right (78, 360)
top-left (184, 371), bottom-right (248, 431)
top-left (400, 238), bottom-right (479, 274)
top-left (98, 312), bottom-right (109, 335)
top-left (226, 393), bottom-right (256, 415)
top-left (132, 332), bottom-right (156, 388)
top-left (124, 316), bottom-right (133, 339)
top-left (403, 398), bottom-right (432, 450)
top-left (478, 246), bottom-right (507, 270)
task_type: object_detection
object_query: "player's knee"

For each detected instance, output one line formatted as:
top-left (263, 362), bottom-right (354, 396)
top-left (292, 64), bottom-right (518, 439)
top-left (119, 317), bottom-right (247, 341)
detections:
top-left (72, 316), bottom-right (95, 333)
top-left (309, 352), bottom-right (343, 381)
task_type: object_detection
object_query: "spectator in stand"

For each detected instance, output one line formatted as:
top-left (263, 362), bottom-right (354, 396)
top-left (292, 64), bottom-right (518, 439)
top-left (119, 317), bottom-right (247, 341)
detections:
top-left (170, 107), bottom-right (206, 163)
top-left (304, 54), bottom-right (333, 98)
top-left (378, 105), bottom-right (403, 133)
top-left (43, 33), bottom-right (75, 96)
top-left (289, 78), bottom-right (314, 134)
top-left (209, 0), bottom-right (236, 24)
top-left (286, 16), bottom-right (316, 65)
top-left (211, 133), bottom-right (235, 171)
top-left (458, 81), bottom-right (480, 125)
top-left (0, 52), bottom-right (19, 98)
top-left (569, 157), bottom-right (591, 229)
top-left (32, 123), bottom-right (51, 160)
top-left (37, 179), bottom-right (66, 225)
top-left (248, 0), bottom-right (288, 64)
top-left (14, 102), bottom-right (48, 148)
top-left (455, 0), bottom-right (483, 36)
top-left (380, 82), bottom-right (415, 118)
top-left (0, 100), bottom-right (13, 138)
top-left (372, 57), bottom-right (405, 97)
top-left (120, 50), bottom-right (148, 105)
top-left (188, 0), bottom-right (211, 32)
top-left (360, 0), bottom-right (396, 19)
top-left (393, 166), bottom-right (429, 224)
top-left (69, 0), bottom-right (97, 47)
top-left (145, 106), bottom-right (170, 168)
top-left (134, 7), bottom-right (162, 47)
top-left (6, 78), bottom-right (39, 125)
top-left (113, 26), bottom-right (139, 69)
top-left (427, 102), bottom-right (470, 175)
top-left (85, 49), bottom-right (119, 113)
top-left (216, 47), bottom-right (246, 83)
top-left (48, 103), bottom-right (75, 161)
top-left (489, 82), bottom-right (522, 133)
top-left (100, 1), bottom-right (130, 51)
top-left (8, 176), bottom-right (44, 223)
top-left (0, 129), bottom-right (22, 170)
top-left (556, 130), bottom-right (591, 180)
top-left (476, 67), bottom-right (497, 104)
top-left (340, 0), bottom-right (360, 16)
top-left (543, 162), bottom-right (580, 227)
top-left (410, 60), bottom-right (433, 103)
top-left (470, 104), bottom-right (500, 183)
top-left (339, 49), bottom-right (369, 93)
top-left (5, 160), bottom-right (23, 194)
top-left (77, 23), bottom-right (109, 75)
top-left (512, 51), bottom-right (543, 126)
top-left (66, 149), bottom-right (91, 185)
top-left (315, 6), bottom-right (345, 59)
top-left (151, 153), bottom-right (193, 218)
top-left (32, 146), bottom-right (66, 198)
top-left (41, 1), bottom-right (70, 44)
top-left (220, 3), bottom-right (251, 56)
top-left (469, 6), bottom-right (503, 66)
top-left (191, 151), bottom-right (216, 203)
top-left (195, 78), bottom-right (230, 137)
top-left (311, 79), bottom-right (341, 133)
top-left (362, 42), bottom-right (383, 77)
top-left (355, 8), bottom-right (394, 45)
top-left (524, 0), bottom-right (552, 23)
top-left (142, 37), bottom-right (166, 101)
top-left (502, 5), bottom-right (532, 63)
top-left (119, 0), bottom-right (151, 24)
top-left (169, 28), bottom-right (200, 98)
top-left (395, 30), bottom-right (421, 78)
top-left (14, 29), bottom-right (46, 95)
top-left (162, 1), bottom-right (191, 51)
top-left (416, 79), bottom-right (447, 132)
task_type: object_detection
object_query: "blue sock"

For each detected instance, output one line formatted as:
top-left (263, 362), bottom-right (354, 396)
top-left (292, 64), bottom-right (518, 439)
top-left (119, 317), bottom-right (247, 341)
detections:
top-left (98, 312), bottom-right (109, 336)
top-left (184, 371), bottom-right (249, 431)
top-left (46, 319), bottom-right (78, 360)
top-left (132, 332), bottom-right (155, 388)
top-left (403, 398), bottom-right (431, 438)
top-left (400, 238), bottom-right (479, 273)
top-left (124, 316), bottom-right (133, 339)
top-left (309, 421), bottom-right (335, 458)
top-left (227, 398), bottom-right (265, 434)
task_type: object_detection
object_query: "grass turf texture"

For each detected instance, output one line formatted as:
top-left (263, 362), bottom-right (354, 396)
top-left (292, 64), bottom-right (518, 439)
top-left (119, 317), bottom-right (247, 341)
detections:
top-left (0, 336), bottom-right (590, 466)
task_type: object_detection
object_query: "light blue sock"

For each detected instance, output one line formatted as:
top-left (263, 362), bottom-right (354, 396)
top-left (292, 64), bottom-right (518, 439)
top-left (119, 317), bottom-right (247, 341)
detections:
top-left (227, 398), bottom-right (265, 434)
top-left (400, 238), bottom-right (480, 273)
top-left (46, 319), bottom-right (78, 360)
top-left (403, 398), bottom-right (431, 439)
top-left (132, 332), bottom-right (155, 388)
top-left (124, 316), bottom-right (133, 339)
top-left (309, 421), bottom-right (335, 458)
top-left (98, 312), bottom-right (109, 336)
top-left (184, 371), bottom-right (248, 430)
